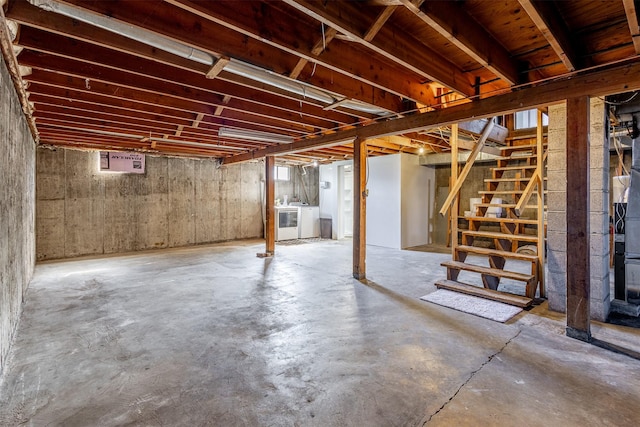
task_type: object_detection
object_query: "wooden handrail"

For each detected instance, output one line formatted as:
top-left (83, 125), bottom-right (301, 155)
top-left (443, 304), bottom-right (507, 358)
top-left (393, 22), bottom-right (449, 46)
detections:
top-left (439, 119), bottom-right (495, 216)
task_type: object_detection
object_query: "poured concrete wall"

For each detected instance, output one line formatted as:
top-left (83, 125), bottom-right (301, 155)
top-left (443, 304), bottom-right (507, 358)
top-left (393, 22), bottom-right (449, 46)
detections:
top-left (0, 54), bottom-right (36, 373)
top-left (36, 148), bottom-right (264, 260)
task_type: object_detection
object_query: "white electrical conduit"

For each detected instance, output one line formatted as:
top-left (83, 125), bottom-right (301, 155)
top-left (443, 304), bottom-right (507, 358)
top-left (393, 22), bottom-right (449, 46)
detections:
top-left (29, 0), bottom-right (392, 116)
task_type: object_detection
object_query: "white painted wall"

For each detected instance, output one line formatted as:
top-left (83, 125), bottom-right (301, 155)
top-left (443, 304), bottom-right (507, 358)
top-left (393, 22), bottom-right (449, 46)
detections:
top-left (366, 155), bottom-right (402, 248)
top-left (320, 154), bottom-right (434, 248)
top-left (401, 153), bottom-right (435, 248)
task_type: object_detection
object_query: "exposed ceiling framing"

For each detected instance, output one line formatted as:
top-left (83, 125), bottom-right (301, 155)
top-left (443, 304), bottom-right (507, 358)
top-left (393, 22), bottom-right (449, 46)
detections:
top-left (1, 0), bottom-right (639, 164)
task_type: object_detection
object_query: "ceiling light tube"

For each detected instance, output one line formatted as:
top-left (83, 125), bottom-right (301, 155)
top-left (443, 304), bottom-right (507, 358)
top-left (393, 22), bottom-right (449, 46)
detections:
top-left (218, 127), bottom-right (294, 144)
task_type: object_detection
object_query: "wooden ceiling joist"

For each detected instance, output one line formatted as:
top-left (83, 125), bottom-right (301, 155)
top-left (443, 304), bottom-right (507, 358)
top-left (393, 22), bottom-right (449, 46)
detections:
top-left (399, 0), bottom-right (520, 85)
top-left (57, 0), bottom-right (417, 111)
top-left (222, 58), bottom-right (640, 164)
top-left (518, 0), bottom-right (580, 72)
top-left (623, 0), bottom-right (640, 55)
top-left (13, 27), bottom-right (359, 126)
top-left (281, 0), bottom-right (475, 97)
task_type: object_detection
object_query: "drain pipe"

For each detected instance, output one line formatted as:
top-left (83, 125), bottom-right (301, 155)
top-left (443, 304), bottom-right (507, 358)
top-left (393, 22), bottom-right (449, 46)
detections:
top-left (28, 0), bottom-right (392, 116)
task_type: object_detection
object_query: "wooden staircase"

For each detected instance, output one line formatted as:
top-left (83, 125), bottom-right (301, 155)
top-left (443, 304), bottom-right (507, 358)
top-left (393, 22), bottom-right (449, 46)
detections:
top-left (436, 142), bottom-right (547, 308)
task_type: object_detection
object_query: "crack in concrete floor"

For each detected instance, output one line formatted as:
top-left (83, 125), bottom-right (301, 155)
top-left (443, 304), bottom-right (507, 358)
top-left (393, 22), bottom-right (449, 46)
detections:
top-left (421, 329), bottom-right (523, 425)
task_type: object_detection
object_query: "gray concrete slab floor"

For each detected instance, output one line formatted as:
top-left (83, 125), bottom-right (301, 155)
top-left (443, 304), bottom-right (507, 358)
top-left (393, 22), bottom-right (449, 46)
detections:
top-left (1, 239), bottom-right (640, 426)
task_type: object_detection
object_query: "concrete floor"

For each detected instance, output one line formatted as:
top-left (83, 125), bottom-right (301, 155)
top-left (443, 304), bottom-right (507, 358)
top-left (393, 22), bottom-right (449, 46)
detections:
top-left (1, 239), bottom-right (640, 426)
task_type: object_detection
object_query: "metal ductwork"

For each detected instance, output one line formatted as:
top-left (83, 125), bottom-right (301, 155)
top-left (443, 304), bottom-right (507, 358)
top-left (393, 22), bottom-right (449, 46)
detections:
top-left (28, 0), bottom-right (392, 117)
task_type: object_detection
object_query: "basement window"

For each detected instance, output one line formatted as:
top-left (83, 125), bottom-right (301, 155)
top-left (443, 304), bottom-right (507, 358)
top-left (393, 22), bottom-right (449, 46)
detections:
top-left (274, 166), bottom-right (290, 181)
top-left (515, 109), bottom-right (548, 130)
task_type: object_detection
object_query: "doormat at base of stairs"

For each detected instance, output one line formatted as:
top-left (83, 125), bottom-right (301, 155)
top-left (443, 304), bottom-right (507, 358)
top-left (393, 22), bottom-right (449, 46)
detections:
top-left (420, 289), bottom-right (522, 323)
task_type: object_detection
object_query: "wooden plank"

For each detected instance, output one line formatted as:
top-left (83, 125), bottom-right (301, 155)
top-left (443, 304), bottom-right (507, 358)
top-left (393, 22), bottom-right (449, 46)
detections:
top-left (536, 108), bottom-right (546, 298)
top-left (282, 0), bottom-right (476, 96)
top-left (485, 177), bottom-right (548, 183)
top-left (440, 119), bottom-right (495, 216)
top-left (222, 57), bottom-right (640, 164)
top-left (400, 0), bottom-right (520, 85)
top-left (565, 96), bottom-right (591, 341)
top-left (265, 156), bottom-right (276, 255)
top-left (205, 56), bottom-right (230, 79)
top-left (441, 261), bottom-right (535, 283)
top-left (518, 0), bottom-right (579, 71)
top-left (514, 169), bottom-right (540, 216)
top-left (456, 245), bottom-right (539, 263)
top-left (353, 137), bottom-right (367, 280)
top-left (435, 280), bottom-right (533, 308)
top-left (461, 230), bottom-right (539, 243)
top-left (492, 164), bottom-right (538, 171)
top-left (451, 124), bottom-right (459, 254)
top-left (623, 0), bottom-right (640, 55)
top-left (465, 216), bottom-right (541, 225)
top-left (363, 6), bottom-right (398, 42)
top-left (159, 0), bottom-right (422, 109)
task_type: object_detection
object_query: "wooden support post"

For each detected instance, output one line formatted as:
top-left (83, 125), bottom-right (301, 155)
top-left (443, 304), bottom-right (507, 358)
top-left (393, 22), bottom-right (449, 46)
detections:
top-left (536, 109), bottom-right (546, 298)
top-left (566, 96), bottom-right (591, 342)
top-left (451, 123), bottom-right (459, 255)
top-left (353, 137), bottom-right (367, 280)
top-left (265, 156), bottom-right (276, 255)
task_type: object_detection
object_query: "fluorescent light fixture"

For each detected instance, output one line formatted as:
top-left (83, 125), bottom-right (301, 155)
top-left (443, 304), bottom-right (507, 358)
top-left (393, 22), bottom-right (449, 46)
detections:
top-left (28, 0), bottom-right (393, 117)
top-left (218, 127), bottom-right (294, 144)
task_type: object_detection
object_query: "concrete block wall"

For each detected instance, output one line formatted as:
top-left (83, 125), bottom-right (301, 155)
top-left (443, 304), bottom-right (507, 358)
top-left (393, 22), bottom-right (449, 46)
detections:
top-left (589, 97), bottom-right (611, 320)
top-left (546, 99), bottom-right (610, 321)
top-left (36, 148), bottom-right (265, 260)
top-left (546, 103), bottom-right (568, 312)
top-left (0, 54), bottom-right (36, 373)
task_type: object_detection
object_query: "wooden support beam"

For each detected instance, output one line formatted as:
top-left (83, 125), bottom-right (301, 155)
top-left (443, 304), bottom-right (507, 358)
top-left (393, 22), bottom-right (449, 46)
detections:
top-left (536, 109), bottom-right (546, 298)
top-left (192, 113), bottom-right (204, 128)
top-left (353, 137), bottom-right (367, 280)
top-left (283, 0), bottom-right (476, 96)
top-left (450, 124), bottom-right (459, 254)
top-left (439, 119), bottom-right (495, 215)
top-left (222, 58), bottom-right (640, 164)
top-left (514, 169), bottom-right (540, 217)
top-left (205, 56), bottom-right (230, 79)
top-left (565, 96), bottom-right (591, 342)
top-left (363, 5), bottom-right (398, 42)
top-left (265, 156), bottom-right (276, 255)
top-left (623, 0), bottom-right (640, 55)
top-left (518, 0), bottom-right (579, 72)
top-left (400, 0), bottom-right (520, 85)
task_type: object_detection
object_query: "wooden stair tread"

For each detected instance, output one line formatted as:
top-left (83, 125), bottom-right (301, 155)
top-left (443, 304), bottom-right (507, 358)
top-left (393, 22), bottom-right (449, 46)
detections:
top-left (495, 154), bottom-right (540, 161)
top-left (461, 230), bottom-right (539, 242)
top-left (485, 177), bottom-right (548, 182)
top-left (462, 216), bottom-right (541, 225)
top-left (456, 245), bottom-right (539, 262)
top-left (441, 260), bottom-right (535, 282)
top-left (435, 279), bottom-right (533, 308)
top-left (475, 203), bottom-right (546, 209)
top-left (499, 143), bottom-right (547, 151)
top-left (479, 190), bottom-right (547, 195)
top-left (492, 164), bottom-right (539, 171)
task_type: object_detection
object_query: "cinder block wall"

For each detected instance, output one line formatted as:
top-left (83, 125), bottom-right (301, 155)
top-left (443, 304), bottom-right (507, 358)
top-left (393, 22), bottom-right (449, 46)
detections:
top-left (546, 98), bottom-right (610, 321)
top-left (0, 54), bottom-right (36, 373)
top-left (36, 148), bottom-right (265, 260)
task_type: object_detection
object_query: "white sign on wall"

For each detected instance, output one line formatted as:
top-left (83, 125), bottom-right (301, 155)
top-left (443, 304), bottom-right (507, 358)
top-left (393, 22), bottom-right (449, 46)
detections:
top-left (99, 151), bottom-right (145, 174)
